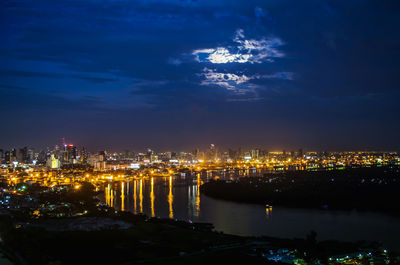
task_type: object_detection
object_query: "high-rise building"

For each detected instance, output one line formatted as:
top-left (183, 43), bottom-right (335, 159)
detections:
top-left (238, 147), bottom-right (243, 159)
top-left (37, 150), bottom-right (48, 165)
top-left (298, 148), bottom-right (304, 158)
top-left (79, 147), bottom-right (89, 164)
top-left (4, 150), bottom-right (11, 163)
top-left (207, 144), bottom-right (217, 160)
top-left (192, 148), bottom-right (199, 159)
top-left (4, 149), bottom-right (17, 163)
top-left (16, 147), bottom-right (30, 163)
top-left (228, 148), bottom-right (237, 161)
top-left (251, 149), bottom-right (260, 159)
top-left (27, 148), bottom-right (34, 163)
top-left (47, 154), bottom-right (61, 169)
top-left (98, 151), bottom-right (106, 161)
top-left (63, 144), bottom-right (77, 164)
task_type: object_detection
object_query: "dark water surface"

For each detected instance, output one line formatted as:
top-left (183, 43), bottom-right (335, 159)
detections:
top-left (99, 170), bottom-right (400, 251)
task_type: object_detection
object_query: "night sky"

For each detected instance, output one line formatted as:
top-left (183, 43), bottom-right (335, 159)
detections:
top-left (1, 0), bottom-right (400, 152)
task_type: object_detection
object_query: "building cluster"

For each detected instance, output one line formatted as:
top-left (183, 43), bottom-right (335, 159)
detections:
top-left (1, 143), bottom-right (399, 174)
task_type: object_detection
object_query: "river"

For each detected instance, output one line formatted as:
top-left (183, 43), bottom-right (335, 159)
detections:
top-left (99, 170), bottom-right (400, 251)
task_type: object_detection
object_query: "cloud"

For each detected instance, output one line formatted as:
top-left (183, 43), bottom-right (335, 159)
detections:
top-left (199, 68), bottom-right (294, 93)
top-left (199, 68), bottom-right (251, 92)
top-left (192, 29), bottom-right (284, 64)
top-left (130, 78), bottom-right (170, 95)
top-left (259, 72), bottom-right (295, 80)
top-left (226, 97), bottom-right (263, 102)
top-left (191, 29), bottom-right (291, 101)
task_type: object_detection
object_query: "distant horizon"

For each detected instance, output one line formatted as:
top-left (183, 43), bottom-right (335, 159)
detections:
top-left (1, 141), bottom-right (399, 154)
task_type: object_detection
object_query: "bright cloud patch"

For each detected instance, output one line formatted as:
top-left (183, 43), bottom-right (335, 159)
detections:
top-left (200, 68), bottom-right (294, 95)
top-left (192, 29), bottom-right (284, 64)
top-left (192, 29), bottom-right (291, 100)
top-left (200, 68), bottom-right (251, 92)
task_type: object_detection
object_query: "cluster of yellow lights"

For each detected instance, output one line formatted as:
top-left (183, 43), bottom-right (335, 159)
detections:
top-left (4, 152), bottom-right (397, 200)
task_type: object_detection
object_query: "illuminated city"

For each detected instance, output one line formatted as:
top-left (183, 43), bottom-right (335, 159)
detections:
top-left (0, 143), bottom-right (399, 264)
top-left (1, 0), bottom-right (400, 264)
top-left (2, 143), bottom-right (400, 188)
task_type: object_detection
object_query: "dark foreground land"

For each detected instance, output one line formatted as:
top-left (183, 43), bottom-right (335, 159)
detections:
top-left (0, 213), bottom-right (258, 265)
top-left (0, 213), bottom-right (395, 265)
top-left (201, 166), bottom-right (400, 213)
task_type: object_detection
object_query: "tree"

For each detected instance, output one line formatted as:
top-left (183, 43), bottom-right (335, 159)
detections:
top-left (306, 230), bottom-right (317, 247)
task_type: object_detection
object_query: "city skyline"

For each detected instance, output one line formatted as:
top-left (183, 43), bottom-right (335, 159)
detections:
top-left (1, 0), bottom-right (400, 151)
top-left (1, 139), bottom-right (398, 170)
top-left (1, 140), bottom-right (400, 154)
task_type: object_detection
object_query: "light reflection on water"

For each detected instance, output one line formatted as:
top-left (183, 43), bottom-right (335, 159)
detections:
top-left (100, 169), bottom-right (400, 251)
top-left (121, 182), bottom-right (125, 212)
top-left (102, 169), bottom-right (254, 220)
top-left (168, 176), bottom-right (173, 219)
top-left (105, 176), bottom-right (202, 220)
top-left (150, 177), bottom-right (155, 218)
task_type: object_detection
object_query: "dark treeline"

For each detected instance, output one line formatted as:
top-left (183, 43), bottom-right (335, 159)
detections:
top-left (200, 166), bottom-right (400, 213)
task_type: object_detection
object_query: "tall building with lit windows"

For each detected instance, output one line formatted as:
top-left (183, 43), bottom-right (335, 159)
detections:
top-left (251, 149), bottom-right (260, 159)
top-left (63, 144), bottom-right (77, 164)
top-left (206, 144), bottom-right (217, 161)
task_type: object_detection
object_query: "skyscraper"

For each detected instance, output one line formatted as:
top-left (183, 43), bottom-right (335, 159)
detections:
top-left (63, 144), bottom-right (77, 164)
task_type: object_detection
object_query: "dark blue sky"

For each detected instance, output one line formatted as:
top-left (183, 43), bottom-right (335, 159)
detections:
top-left (1, 0), bottom-right (399, 151)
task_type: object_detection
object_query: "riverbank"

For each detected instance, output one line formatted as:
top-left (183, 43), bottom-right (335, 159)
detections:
top-left (200, 166), bottom-right (400, 214)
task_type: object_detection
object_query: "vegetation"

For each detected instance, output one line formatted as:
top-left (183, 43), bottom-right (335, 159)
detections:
top-left (0, 212), bottom-right (255, 265)
top-left (201, 166), bottom-right (400, 213)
